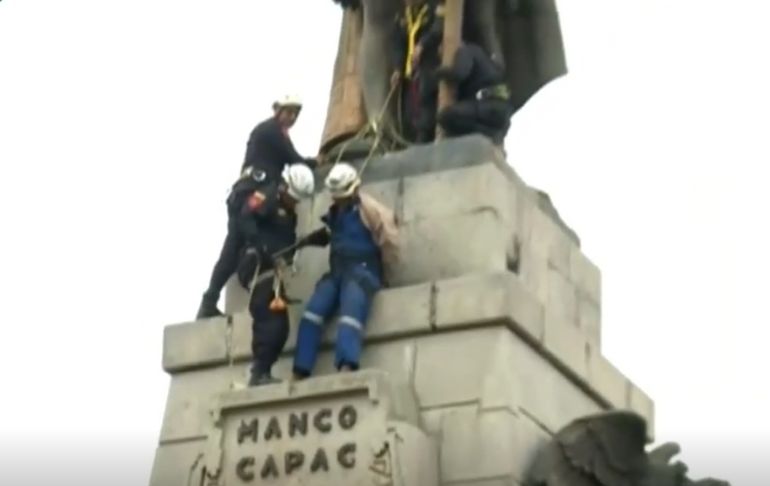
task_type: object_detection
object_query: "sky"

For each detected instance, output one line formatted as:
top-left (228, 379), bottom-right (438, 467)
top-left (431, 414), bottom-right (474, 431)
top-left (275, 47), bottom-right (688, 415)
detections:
top-left (1, 0), bottom-right (768, 485)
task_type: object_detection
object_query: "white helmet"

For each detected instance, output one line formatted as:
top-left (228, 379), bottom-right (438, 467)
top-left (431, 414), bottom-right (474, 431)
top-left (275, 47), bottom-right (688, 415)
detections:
top-left (273, 94), bottom-right (303, 110)
top-left (325, 163), bottom-right (361, 199)
top-left (281, 164), bottom-right (315, 200)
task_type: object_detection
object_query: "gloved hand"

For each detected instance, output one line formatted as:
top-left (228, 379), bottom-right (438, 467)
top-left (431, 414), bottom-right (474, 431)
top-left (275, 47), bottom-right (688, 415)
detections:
top-left (297, 227), bottom-right (330, 249)
top-left (236, 247), bottom-right (261, 289)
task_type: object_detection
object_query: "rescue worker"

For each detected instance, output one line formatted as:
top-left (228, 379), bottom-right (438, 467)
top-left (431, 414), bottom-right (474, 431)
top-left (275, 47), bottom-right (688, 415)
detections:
top-left (195, 164), bottom-right (315, 320)
top-left (390, 0), bottom-right (445, 143)
top-left (232, 165), bottom-right (323, 386)
top-left (241, 95), bottom-right (318, 181)
top-left (434, 41), bottom-right (514, 145)
top-left (291, 163), bottom-right (399, 378)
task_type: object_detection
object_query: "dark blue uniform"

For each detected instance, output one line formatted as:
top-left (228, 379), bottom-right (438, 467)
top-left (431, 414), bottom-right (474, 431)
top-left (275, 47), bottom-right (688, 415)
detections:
top-left (241, 117), bottom-right (316, 182)
top-left (293, 200), bottom-right (383, 376)
top-left (198, 174), bottom-right (274, 318)
top-left (435, 43), bottom-right (513, 144)
top-left (237, 185), bottom-right (300, 381)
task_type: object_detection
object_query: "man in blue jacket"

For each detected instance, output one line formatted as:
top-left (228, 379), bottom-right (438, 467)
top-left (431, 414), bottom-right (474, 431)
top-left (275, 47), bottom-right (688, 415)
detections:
top-left (292, 163), bottom-right (399, 377)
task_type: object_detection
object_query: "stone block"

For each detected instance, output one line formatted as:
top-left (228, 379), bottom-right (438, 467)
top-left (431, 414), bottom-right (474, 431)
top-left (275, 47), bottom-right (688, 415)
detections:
top-left (205, 370), bottom-right (438, 486)
top-left (530, 207), bottom-right (573, 276)
top-left (543, 308), bottom-right (589, 380)
top-left (163, 316), bottom-right (228, 372)
top-left (586, 351), bottom-right (627, 410)
top-left (519, 244), bottom-right (549, 305)
top-left (230, 283), bottom-right (429, 369)
top-left (225, 276), bottom-right (249, 315)
top-left (361, 135), bottom-right (507, 182)
top-left (401, 163), bottom-right (516, 225)
top-left (439, 405), bottom-right (549, 484)
top-left (413, 327), bottom-right (604, 432)
top-left (577, 295), bottom-right (601, 347)
top-left (159, 365), bottom-right (248, 443)
top-left (148, 440), bottom-right (206, 486)
top-left (545, 267), bottom-right (578, 327)
top-left (434, 272), bottom-right (545, 343)
top-left (569, 247), bottom-right (602, 305)
top-left (414, 328), bottom-right (504, 409)
top-left (390, 210), bottom-right (510, 286)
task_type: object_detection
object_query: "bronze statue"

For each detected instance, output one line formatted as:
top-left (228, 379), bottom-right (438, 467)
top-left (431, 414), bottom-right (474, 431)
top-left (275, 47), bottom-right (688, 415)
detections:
top-left (528, 411), bottom-right (731, 486)
top-left (321, 0), bottom-right (568, 159)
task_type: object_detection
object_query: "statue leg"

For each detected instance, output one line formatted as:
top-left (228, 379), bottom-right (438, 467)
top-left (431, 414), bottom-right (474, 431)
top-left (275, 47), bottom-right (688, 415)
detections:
top-left (468, 0), bottom-right (505, 67)
top-left (359, 0), bottom-right (400, 136)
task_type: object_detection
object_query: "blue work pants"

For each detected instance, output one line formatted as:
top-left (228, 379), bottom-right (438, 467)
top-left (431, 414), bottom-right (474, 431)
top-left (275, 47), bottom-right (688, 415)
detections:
top-left (292, 265), bottom-right (381, 375)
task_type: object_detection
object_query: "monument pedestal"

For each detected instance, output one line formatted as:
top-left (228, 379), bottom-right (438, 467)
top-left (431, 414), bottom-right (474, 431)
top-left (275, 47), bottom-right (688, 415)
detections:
top-left (151, 136), bottom-right (654, 486)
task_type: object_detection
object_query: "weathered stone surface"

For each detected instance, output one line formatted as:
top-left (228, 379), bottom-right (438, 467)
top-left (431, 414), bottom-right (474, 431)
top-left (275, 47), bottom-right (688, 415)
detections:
top-left (442, 479), bottom-right (517, 486)
top-left (413, 328), bottom-right (604, 432)
top-left (530, 207), bottom-right (572, 276)
top-left (401, 163), bottom-right (515, 224)
top-left (434, 272), bottom-right (544, 343)
top-left (159, 365), bottom-right (247, 443)
top-left (224, 276), bottom-right (249, 315)
top-left (206, 370), bottom-right (438, 486)
top-left (577, 295), bottom-right (601, 347)
top-left (546, 268), bottom-right (578, 327)
top-left (586, 352), bottom-right (627, 410)
top-left (569, 247), bottom-right (602, 305)
top-left (148, 440), bottom-right (206, 486)
top-left (439, 405), bottom-right (550, 483)
top-left (390, 210), bottom-right (510, 286)
top-left (163, 316), bottom-right (228, 372)
top-left (543, 308), bottom-right (588, 380)
top-left (519, 244), bottom-right (549, 305)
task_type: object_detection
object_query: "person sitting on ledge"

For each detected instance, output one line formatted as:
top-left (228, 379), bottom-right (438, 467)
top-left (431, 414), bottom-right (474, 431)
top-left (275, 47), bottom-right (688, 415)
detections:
top-left (291, 163), bottom-right (399, 379)
top-left (435, 41), bottom-right (514, 146)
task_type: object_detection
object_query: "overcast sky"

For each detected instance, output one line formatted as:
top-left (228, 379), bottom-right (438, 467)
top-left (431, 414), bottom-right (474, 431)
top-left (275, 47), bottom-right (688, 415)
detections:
top-left (1, 1), bottom-right (768, 485)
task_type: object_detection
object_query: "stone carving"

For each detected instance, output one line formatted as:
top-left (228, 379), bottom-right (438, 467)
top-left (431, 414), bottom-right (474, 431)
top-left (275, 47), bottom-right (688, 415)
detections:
top-left (321, 0), bottom-right (568, 158)
top-left (528, 411), bottom-right (730, 486)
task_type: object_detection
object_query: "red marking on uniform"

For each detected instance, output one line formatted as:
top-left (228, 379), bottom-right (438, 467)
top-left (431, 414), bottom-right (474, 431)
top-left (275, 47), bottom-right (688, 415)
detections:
top-left (248, 192), bottom-right (265, 211)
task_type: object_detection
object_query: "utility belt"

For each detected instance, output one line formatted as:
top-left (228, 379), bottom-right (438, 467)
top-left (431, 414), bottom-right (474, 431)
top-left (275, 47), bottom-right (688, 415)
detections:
top-left (475, 84), bottom-right (510, 101)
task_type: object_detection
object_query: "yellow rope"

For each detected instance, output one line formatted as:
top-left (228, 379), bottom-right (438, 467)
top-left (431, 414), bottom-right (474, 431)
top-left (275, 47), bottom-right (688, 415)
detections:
top-left (404, 4), bottom-right (429, 79)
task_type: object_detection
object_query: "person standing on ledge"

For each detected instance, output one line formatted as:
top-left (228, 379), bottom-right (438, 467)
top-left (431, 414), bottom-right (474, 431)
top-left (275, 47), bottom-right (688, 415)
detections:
top-left (195, 164), bottom-right (315, 320)
top-left (291, 163), bottom-right (399, 379)
top-left (434, 41), bottom-right (514, 145)
top-left (241, 95), bottom-right (318, 181)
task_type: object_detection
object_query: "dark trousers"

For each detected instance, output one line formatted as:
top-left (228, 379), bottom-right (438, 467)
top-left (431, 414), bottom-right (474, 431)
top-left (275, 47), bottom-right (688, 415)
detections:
top-left (204, 219), bottom-right (245, 301)
top-left (438, 98), bottom-right (512, 143)
top-left (249, 274), bottom-right (290, 375)
top-left (402, 72), bottom-right (438, 143)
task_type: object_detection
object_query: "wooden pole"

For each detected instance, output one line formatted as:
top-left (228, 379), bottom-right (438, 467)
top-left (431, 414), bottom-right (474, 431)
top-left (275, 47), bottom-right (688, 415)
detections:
top-left (435, 0), bottom-right (464, 140)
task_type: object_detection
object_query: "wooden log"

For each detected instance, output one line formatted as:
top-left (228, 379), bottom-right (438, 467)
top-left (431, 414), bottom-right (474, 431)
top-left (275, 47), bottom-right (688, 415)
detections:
top-left (435, 0), bottom-right (465, 140)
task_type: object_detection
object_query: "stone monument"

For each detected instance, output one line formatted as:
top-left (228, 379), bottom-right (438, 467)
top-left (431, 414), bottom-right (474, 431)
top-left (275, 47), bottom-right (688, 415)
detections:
top-left (145, 1), bottom-right (711, 485)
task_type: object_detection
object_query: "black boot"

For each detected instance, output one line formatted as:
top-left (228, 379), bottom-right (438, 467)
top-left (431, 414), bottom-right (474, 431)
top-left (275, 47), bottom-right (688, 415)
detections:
top-left (196, 293), bottom-right (224, 320)
top-left (248, 371), bottom-right (282, 387)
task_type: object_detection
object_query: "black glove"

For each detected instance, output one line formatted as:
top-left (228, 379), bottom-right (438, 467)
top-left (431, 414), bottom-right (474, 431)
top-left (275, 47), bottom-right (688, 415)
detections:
top-left (297, 227), bottom-right (330, 249)
top-left (236, 247), bottom-right (261, 289)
